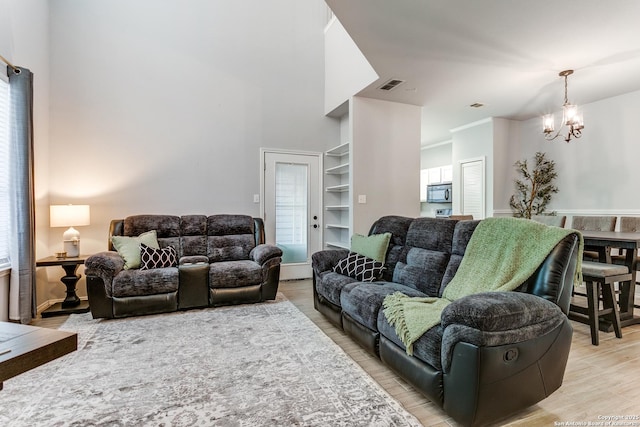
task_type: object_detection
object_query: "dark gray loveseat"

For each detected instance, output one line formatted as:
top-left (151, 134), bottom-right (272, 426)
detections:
top-left (312, 216), bottom-right (580, 426)
top-left (85, 214), bottom-right (282, 319)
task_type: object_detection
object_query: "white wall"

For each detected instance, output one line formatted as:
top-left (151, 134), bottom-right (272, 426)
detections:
top-left (431, 88), bottom-right (640, 222)
top-left (351, 96), bottom-right (421, 234)
top-left (451, 119), bottom-right (494, 219)
top-left (420, 142), bottom-right (452, 217)
top-left (499, 89), bottom-right (640, 222)
top-left (0, 0), bottom-right (51, 317)
top-left (47, 0), bottom-right (337, 261)
top-left (420, 142), bottom-right (452, 169)
top-left (492, 117), bottom-right (517, 214)
top-left (324, 17), bottom-right (378, 115)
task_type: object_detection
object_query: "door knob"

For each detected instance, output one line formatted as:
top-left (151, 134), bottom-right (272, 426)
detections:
top-left (313, 224), bottom-right (318, 229)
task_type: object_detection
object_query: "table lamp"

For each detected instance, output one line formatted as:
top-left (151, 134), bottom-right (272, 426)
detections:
top-left (50, 204), bottom-right (90, 258)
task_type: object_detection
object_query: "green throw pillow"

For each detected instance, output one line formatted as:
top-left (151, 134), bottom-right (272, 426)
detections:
top-left (350, 232), bottom-right (392, 263)
top-left (111, 230), bottom-right (160, 270)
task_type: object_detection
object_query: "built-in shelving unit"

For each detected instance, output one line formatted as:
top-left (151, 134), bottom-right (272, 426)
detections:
top-left (323, 135), bottom-right (351, 249)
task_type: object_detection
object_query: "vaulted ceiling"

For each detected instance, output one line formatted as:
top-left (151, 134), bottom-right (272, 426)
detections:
top-left (326, 0), bottom-right (640, 145)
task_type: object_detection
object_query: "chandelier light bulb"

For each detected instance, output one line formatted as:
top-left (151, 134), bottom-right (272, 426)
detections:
top-left (543, 69), bottom-right (584, 143)
top-left (542, 114), bottom-right (555, 133)
top-left (563, 104), bottom-right (578, 125)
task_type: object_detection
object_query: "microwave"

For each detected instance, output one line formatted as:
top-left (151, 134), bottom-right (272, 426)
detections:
top-left (427, 183), bottom-right (452, 203)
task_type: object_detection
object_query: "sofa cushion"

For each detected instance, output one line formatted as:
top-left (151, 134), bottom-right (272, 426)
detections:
top-left (122, 215), bottom-right (181, 258)
top-left (209, 260), bottom-right (263, 288)
top-left (124, 215), bottom-right (180, 239)
top-left (333, 252), bottom-right (385, 282)
top-left (368, 216), bottom-right (413, 281)
top-left (112, 267), bottom-right (179, 297)
top-left (378, 311), bottom-right (444, 371)
top-left (208, 235), bottom-right (255, 262)
top-left (111, 230), bottom-right (160, 270)
top-left (179, 215), bottom-right (207, 257)
top-left (180, 215), bottom-right (207, 235)
top-left (315, 271), bottom-right (359, 306)
top-left (140, 244), bottom-right (177, 270)
top-left (208, 214), bottom-right (254, 236)
top-left (368, 215), bottom-right (413, 247)
top-left (389, 217), bottom-right (457, 295)
top-left (439, 220), bottom-right (480, 296)
top-left (392, 248), bottom-right (449, 296)
top-left (405, 217), bottom-right (456, 252)
top-left (340, 282), bottom-right (426, 331)
top-left (351, 232), bottom-right (392, 262)
top-left (181, 235), bottom-right (207, 257)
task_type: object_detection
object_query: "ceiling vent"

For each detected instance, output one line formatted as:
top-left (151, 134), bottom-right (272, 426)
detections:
top-left (378, 79), bottom-right (405, 91)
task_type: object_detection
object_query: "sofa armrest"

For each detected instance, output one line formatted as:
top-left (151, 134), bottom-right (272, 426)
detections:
top-left (250, 244), bottom-right (283, 266)
top-left (439, 292), bottom-right (567, 373)
top-left (85, 251), bottom-right (125, 282)
top-left (311, 249), bottom-right (350, 276)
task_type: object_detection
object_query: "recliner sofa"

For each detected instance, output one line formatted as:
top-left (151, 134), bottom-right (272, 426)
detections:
top-left (312, 216), bottom-right (580, 426)
top-left (85, 214), bottom-right (282, 319)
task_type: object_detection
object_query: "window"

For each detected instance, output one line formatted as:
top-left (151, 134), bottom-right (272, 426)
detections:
top-left (275, 162), bottom-right (308, 263)
top-left (0, 73), bottom-right (9, 268)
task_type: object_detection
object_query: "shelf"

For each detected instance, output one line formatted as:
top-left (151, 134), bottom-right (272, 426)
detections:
top-left (326, 223), bottom-right (349, 229)
top-left (326, 205), bottom-right (349, 211)
top-left (326, 241), bottom-right (350, 250)
top-left (325, 142), bottom-right (350, 156)
top-left (326, 184), bottom-right (349, 192)
top-left (325, 163), bottom-right (349, 175)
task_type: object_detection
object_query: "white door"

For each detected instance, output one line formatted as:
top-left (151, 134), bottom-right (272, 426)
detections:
top-left (460, 158), bottom-right (485, 220)
top-left (262, 150), bottom-right (322, 280)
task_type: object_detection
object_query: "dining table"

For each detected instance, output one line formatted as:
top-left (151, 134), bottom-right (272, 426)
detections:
top-left (580, 230), bottom-right (640, 329)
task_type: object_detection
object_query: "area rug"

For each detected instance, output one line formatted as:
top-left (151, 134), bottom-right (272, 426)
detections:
top-left (2, 295), bottom-right (422, 426)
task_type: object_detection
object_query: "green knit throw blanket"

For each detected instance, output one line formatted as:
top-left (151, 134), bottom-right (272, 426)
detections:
top-left (382, 217), bottom-right (583, 355)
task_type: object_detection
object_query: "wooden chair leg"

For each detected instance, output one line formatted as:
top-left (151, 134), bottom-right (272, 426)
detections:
top-left (602, 282), bottom-right (623, 339)
top-left (586, 281), bottom-right (599, 345)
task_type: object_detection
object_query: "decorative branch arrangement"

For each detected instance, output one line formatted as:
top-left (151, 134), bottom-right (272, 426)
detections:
top-left (509, 152), bottom-right (558, 219)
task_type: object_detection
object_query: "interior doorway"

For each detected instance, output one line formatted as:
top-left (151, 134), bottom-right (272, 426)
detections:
top-left (460, 157), bottom-right (485, 220)
top-left (261, 150), bottom-right (323, 280)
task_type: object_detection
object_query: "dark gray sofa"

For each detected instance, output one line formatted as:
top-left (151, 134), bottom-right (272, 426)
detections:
top-left (85, 214), bottom-right (282, 319)
top-left (312, 216), bottom-right (580, 427)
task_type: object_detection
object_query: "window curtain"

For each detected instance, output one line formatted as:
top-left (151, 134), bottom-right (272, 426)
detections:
top-left (8, 66), bottom-right (35, 324)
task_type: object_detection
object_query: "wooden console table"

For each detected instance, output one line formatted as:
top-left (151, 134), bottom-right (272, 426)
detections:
top-left (37, 255), bottom-right (91, 317)
top-left (0, 322), bottom-right (77, 390)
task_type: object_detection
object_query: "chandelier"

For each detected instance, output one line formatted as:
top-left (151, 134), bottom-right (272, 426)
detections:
top-left (542, 69), bottom-right (584, 143)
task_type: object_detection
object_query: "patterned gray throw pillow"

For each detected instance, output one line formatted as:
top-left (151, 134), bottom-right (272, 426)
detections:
top-left (140, 243), bottom-right (177, 270)
top-left (333, 251), bottom-right (385, 282)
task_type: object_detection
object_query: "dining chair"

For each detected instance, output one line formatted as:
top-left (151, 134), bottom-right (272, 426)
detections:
top-left (569, 215), bottom-right (619, 319)
top-left (569, 261), bottom-right (628, 345)
top-left (612, 217), bottom-right (640, 305)
top-left (612, 217), bottom-right (640, 263)
top-left (531, 215), bottom-right (566, 228)
top-left (570, 215), bottom-right (617, 261)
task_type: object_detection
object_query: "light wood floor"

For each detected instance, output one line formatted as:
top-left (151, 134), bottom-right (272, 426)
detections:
top-left (32, 281), bottom-right (640, 427)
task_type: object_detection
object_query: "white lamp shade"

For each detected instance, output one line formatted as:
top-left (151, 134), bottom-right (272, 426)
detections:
top-left (50, 205), bottom-right (91, 228)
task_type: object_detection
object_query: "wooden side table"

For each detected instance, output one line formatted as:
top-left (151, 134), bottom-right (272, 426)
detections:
top-left (36, 255), bottom-right (91, 317)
